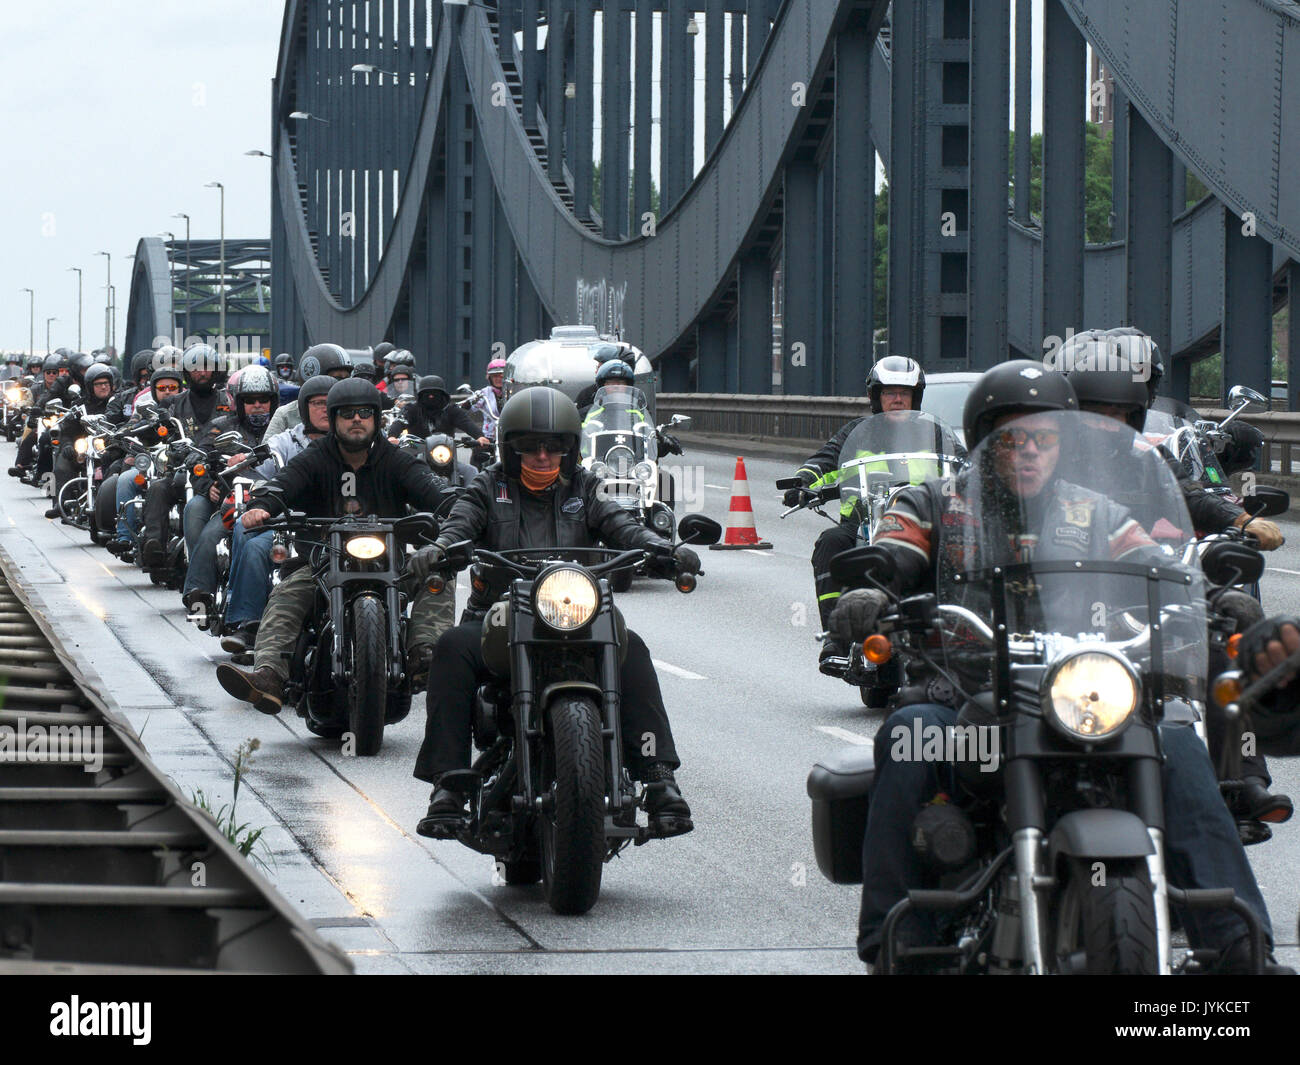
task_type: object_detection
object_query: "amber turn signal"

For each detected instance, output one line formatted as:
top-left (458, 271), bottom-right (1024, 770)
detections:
top-left (1226, 633), bottom-right (1242, 660)
top-left (1210, 671), bottom-right (1243, 709)
top-left (193, 464), bottom-right (206, 477)
top-left (863, 634), bottom-right (892, 664)
top-left (158, 426), bottom-right (168, 436)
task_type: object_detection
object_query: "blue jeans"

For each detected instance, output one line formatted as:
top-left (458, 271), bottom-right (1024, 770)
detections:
top-left (182, 511), bottom-right (228, 596)
top-left (115, 472), bottom-right (144, 542)
top-left (183, 495), bottom-right (215, 555)
top-left (856, 704), bottom-right (1272, 962)
top-left (226, 522), bottom-right (274, 627)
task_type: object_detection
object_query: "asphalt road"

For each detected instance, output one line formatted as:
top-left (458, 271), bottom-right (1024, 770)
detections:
top-left (1, 438), bottom-right (1296, 973)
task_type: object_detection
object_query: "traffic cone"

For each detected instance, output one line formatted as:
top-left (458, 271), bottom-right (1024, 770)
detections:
top-left (710, 456), bottom-right (773, 550)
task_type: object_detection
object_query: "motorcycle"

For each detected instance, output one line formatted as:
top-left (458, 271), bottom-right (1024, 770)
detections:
top-left (258, 501), bottom-right (448, 754)
top-left (580, 385), bottom-right (690, 590)
top-left (807, 414), bottom-right (1269, 974)
top-left (2, 383), bottom-right (33, 442)
top-left (778, 411), bottom-right (965, 707)
top-left (427, 514), bottom-right (722, 915)
top-left (52, 406), bottom-right (115, 541)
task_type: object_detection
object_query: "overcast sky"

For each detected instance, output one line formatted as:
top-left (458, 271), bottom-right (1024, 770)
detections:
top-left (1, 1), bottom-right (1054, 354)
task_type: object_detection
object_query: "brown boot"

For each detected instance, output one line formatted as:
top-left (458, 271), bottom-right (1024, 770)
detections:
top-left (216, 664), bottom-right (284, 715)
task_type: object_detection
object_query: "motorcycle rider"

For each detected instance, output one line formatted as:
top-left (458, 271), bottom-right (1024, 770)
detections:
top-left (2, 352), bottom-right (23, 381)
top-left (105, 350), bottom-right (159, 425)
top-left (380, 350), bottom-right (418, 404)
top-left (273, 353), bottom-right (296, 383)
top-left (265, 343), bottom-right (354, 436)
top-left (782, 356), bottom-right (933, 670)
top-left (180, 366), bottom-right (277, 614)
top-left (834, 361), bottom-right (1283, 972)
top-left (44, 363), bottom-right (117, 519)
top-left (467, 358), bottom-right (507, 465)
top-left (108, 365), bottom-right (185, 559)
top-left (217, 375), bottom-right (338, 657)
top-left (408, 386), bottom-right (699, 837)
top-left (9, 354), bottom-right (67, 478)
top-left (214, 378), bottom-right (454, 716)
top-left (351, 357), bottom-right (378, 382)
top-left (397, 375), bottom-right (487, 445)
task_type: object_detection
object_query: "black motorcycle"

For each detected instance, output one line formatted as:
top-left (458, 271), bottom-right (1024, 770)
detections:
top-left (428, 514), bottom-right (721, 915)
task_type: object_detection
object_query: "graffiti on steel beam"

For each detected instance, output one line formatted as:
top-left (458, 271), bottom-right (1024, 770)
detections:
top-left (576, 278), bottom-right (628, 337)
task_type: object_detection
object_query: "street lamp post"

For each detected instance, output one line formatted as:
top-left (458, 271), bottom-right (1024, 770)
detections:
top-left (46, 317), bottom-right (57, 354)
top-left (94, 251), bottom-right (111, 351)
top-left (108, 285), bottom-right (116, 355)
top-left (67, 267), bottom-right (82, 351)
top-left (20, 288), bottom-right (34, 358)
top-left (173, 213), bottom-right (191, 343)
top-left (205, 182), bottom-right (225, 345)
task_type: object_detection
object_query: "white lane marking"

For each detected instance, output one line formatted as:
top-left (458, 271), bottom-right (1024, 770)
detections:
top-left (816, 725), bottom-right (873, 746)
top-left (1268, 567), bottom-right (1300, 577)
top-left (653, 659), bottom-right (706, 680)
top-left (704, 483), bottom-right (731, 491)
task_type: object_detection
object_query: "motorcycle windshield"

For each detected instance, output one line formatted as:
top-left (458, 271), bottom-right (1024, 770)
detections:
top-left (929, 411), bottom-right (1206, 711)
top-left (581, 388), bottom-right (656, 473)
top-left (836, 411), bottom-right (963, 524)
top-left (1143, 409), bottom-right (1230, 488)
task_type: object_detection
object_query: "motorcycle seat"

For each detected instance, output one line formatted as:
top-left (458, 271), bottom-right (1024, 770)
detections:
top-left (808, 746), bottom-right (876, 884)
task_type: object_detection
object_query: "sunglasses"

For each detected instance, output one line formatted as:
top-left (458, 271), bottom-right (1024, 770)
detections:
top-left (993, 427), bottom-right (1060, 451)
top-left (335, 406), bottom-right (376, 421)
top-left (511, 436), bottom-right (569, 456)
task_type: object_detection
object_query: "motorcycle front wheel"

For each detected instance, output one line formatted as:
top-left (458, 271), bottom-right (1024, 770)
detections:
top-left (538, 696), bottom-right (606, 915)
top-left (348, 593), bottom-right (388, 756)
top-left (1053, 858), bottom-right (1159, 974)
top-left (57, 476), bottom-right (90, 529)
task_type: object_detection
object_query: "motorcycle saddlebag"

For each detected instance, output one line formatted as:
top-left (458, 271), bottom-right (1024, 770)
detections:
top-left (807, 746), bottom-right (875, 885)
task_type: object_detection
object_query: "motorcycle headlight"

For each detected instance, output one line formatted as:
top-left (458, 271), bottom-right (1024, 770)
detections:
top-left (430, 444), bottom-right (453, 466)
top-left (5, 388), bottom-right (19, 403)
top-left (1043, 650), bottom-right (1139, 742)
top-left (74, 437), bottom-right (88, 456)
top-left (651, 507), bottom-right (673, 533)
top-left (154, 451), bottom-right (168, 472)
top-left (633, 461), bottom-right (654, 484)
top-left (93, 436), bottom-right (107, 453)
top-left (533, 567), bottom-right (599, 631)
top-left (345, 535), bottom-right (386, 560)
top-left (42, 415), bottom-right (58, 429)
top-left (134, 453), bottom-right (151, 472)
top-left (589, 461), bottom-right (612, 481)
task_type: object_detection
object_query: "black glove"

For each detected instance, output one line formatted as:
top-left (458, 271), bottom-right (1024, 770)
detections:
top-left (829, 588), bottom-right (891, 645)
top-left (783, 470), bottom-right (817, 508)
top-left (1239, 615), bottom-right (1300, 683)
top-left (659, 432), bottom-right (683, 456)
top-left (673, 545), bottom-right (701, 575)
top-left (408, 543), bottom-right (448, 584)
top-left (1217, 589), bottom-right (1265, 635)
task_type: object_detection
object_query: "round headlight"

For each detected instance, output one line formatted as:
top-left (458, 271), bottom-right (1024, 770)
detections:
top-left (134, 453), bottom-right (151, 472)
top-left (345, 535), bottom-right (386, 560)
top-left (5, 388), bottom-right (19, 403)
top-left (651, 508), bottom-right (673, 533)
top-left (430, 444), bottom-right (453, 466)
top-left (589, 461), bottom-right (612, 481)
top-left (93, 436), bottom-right (106, 453)
top-left (269, 542), bottom-right (290, 564)
top-left (74, 437), bottom-right (88, 456)
top-left (534, 567), bottom-right (599, 631)
top-left (633, 461), bottom-right (654, 484)
top-left (42, 415), bottom-right (58, 429)
top-left (1044, 650), bottom-right (1139, 741)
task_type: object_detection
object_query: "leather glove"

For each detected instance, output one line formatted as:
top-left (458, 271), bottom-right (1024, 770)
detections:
top-left (783, 470), bottom-right (817, 508)
top-left (408, 543), bottom-right (448, 584)
top-left (1236, 616), bottom-right (1300, 756)
top-left (673, 546), bottom-right (701, 575)
top-left (1234, 511), bottom-right (1284, 551)
top-left (829, 588), bottom-right (891, 645)
top-left (659, 433), bottom-right (683, 456)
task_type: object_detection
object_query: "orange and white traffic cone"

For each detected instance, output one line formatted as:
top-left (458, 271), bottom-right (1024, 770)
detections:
top-left (710, 456), bottom-right (773, 550)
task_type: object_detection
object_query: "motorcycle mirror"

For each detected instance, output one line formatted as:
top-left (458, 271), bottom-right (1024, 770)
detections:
top-left (676, 514), bottom-right (722, 546)
top-left (670, 414), bottom-right (691, 428)
top-left (1242, 486), bottom-right (1290, 518)
top-left (1201, 540), bottom-right (1265, 588)
top-left (394, 511), bottom-right (439, 543)
top-left (1228, 385), bottom-right (1268, 411)
top-left (829, 545), bottom-right (895, 590)
top-left (775, 477), bottom-right (803, 491)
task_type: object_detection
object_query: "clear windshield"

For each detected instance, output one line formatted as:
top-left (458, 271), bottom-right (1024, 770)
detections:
top-left (1143, 408), bottom-right (1229, 488)
top-left (836, 411), bottom-right (964, 525)
top-left (931, 411), bottom-right (1205, 706)
top-left (581, 387), bottom-right (655, 470)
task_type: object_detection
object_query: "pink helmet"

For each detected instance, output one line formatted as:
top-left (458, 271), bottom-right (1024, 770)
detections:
top-left (486, 359), bottom-right (507, 377)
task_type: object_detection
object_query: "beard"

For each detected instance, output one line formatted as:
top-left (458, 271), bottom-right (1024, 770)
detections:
top-left (336, 427), bottom-right (375, 453)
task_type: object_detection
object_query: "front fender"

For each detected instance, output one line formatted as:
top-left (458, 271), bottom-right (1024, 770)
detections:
top-left (1048, 809), bottom-right (1155, 865)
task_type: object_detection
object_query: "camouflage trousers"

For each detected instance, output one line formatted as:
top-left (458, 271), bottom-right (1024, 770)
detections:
top-left (254, 565), bottom-right (457, 679)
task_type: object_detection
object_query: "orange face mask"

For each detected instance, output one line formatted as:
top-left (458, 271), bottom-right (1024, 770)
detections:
top-left (520, 465), bottom-right (561, 493)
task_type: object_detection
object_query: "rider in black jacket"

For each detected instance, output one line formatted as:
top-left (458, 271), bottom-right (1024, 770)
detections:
top-left (407, 386), bottom-right (699, 838)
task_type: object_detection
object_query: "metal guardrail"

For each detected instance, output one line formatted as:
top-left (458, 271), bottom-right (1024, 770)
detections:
top-left (0, 555), bottom-right (352, 974)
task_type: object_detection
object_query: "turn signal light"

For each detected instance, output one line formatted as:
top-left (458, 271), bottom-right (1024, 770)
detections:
top-left (193, 464), bottom-right (206, 477)
top-left (1226, 633), bottom-right (1243, 660)
top-left (134, 474), bottom-right (146, 486)
top-left (427, 575), bottom-right (446, 595)
top-left (863, 634), bottom-right (893, 665)
top-left (157, 426), bottom-right (168, 436)
top-left (675, 573), bottom-right (696, 593)
top-left (1211, 671), bottom-right (1243, 709)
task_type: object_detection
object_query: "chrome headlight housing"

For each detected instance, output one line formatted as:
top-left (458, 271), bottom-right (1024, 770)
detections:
top-left (134, 453), bottom-right (151, 472)
top-left (588, 460), bottom-right (613, 481)
top-left (633, 461), bottom-right (655, 484)
top-left (92, 435), bottom-right (107, 453)
top-left (41, 414), bottom-right (59, 429)
top-left (429, 444), bottom-right (453, 466)
top-left (1042, 649), bottom-right (1140, 742)
top-left (533, 566), bottom-right (599, 631)
top-left (345, 535), bottom-right (386, 560)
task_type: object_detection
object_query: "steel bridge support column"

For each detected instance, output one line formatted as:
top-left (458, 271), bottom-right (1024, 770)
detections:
top-left (516, 254), bottom-right (543, 344)
top-left (546, 0), bottom-right (565, 184)
top-left (601, 0), bottom-right (629, 238)
top-left (658, 352), bottom-right (691, 392)
top-left (493, 197), bottom-right (517, 354)
top-left (886, 0), bottom-right (926, 361)
top-left (1041, 0), bottom-right (1086, 351)
top-left (697, 316), bottom-right (729, 392)
top-left (1125, 106), bottom-right (1173, 376)
top-left (705, 0), bottom-right (725, 157)
top-left (832, 10), bottom-right (874, 393)
top-left (522, 0), bottom-right (540, 123)
top-left (663, 0), bottom-right (693, 210)
top-left (1111, 87), bottom-right (1128, 242)
top-left (573, 0), bottom-right (595, 220)
top-left (746, 0), bottom-right (771, 78)
top-left (425, 159), bottom-right (451, 380)
top-left (633, 0), bottom-right (653, 227)
top-left (969, 0), bottom-right (1010, 369)
top-left (1013, 0), bottom-right (1031, 226)
top-left (730, 8), bottom-right (745, 112)
top-left (1289, 261), bottom-right (1300, 412)
top-left (783, 162), bottom-right (818, 395)
top-left (1222, 207), bottom-right (1275, 406)
top-left (738, 251), bottom-right (773, 395)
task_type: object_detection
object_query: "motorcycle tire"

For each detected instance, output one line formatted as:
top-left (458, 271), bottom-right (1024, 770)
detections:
top-left (57, 476), bottom-right (90, 530)
top-left (503, 858), bottom-right (542, 885)
top-left (348, 593), bottom-right (388, 756)
top-left (1053, 858), bottom-right (1159, 974)
top-left (538, 695), bottom-right (606, 915)
top-left (95, 472), bottom-right (119, 542)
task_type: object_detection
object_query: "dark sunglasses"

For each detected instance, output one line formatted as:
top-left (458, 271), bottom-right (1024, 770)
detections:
top-left (511, 436), bottom-right (569, 456)
top-left (335, 406), bottom-right (376, 421)
top-left (993, 427), bottom-right (1060, 451)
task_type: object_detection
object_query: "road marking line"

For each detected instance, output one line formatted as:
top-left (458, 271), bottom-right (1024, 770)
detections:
top-left (653, 659), bottom-right (706, 680)
top-left (816, 725), bottom-right (873, 746)
top-left (1268, 567), bottom-right (1300, 576)
top-left (704, 483), bottom-right (731, 490)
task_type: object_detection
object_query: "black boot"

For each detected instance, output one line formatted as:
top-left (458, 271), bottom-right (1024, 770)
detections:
top-left (1235, 777), bottom-right (1293, 824)
top-left (1210, 935), bottom-right (1296, 975)
top-left (643, 762), bottom-right (693, 836)
top-left (416, 780), bottom-right (469, 838)
top-left (819, 637), bottom-right (849, 677)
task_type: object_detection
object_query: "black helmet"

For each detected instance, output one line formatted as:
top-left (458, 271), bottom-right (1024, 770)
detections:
top-left (42, 353), bottom-right (64, 374)
top-left (371, 341), bottom-right (396, 362)
top-left (496, 386), bottom-right (583, 478)
top-left (594, 359), bottom-right (636, 386)
top-left (1056, 327), bottom-right (1164, 414)
top-left (296, 373), bottom-right (337, 426)
top-left (351, 359), bottom-right (377, 380)
top-left (1062, 353), bottom-right (1149, 434)
top-left (181, 343), bottom-right (223, 381)
top-left (149, 364), bottom-right (184, 403)
top-left (417, 374), bottom-right (448, 399)
top-left (93, 350), bottom-right (114, 366)
top-left (130, 349), bottom-right (156, 384)
top-left (867, 356), bottom-right (926, 414)
top-left (83, 364), bottom-right (115, 393)
top-left (231, 366), bottom-right (277, 417)
top-left (69, 352), bottom-right (94, 382)
top-left (592, 343), bottom-right (624, 366)
top-left (386, 349), bottom-right (416, 378)
top-left (6, 352), bottom-right (22, 364)
top-left (963, 360), bottom-right (1078, 450)
top-left (326, 377), bottom-right (384, 428)
top-left (26, 354), bottom-right (44, 372)
top-left (300, 343), bottom-right (352, 379)
top-left (273, 352), bottom-right (295, 378)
